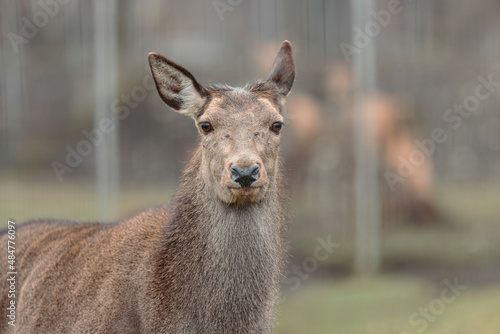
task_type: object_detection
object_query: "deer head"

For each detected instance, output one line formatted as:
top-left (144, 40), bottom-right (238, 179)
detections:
top-left (148, 41), bottom-right (295, 206)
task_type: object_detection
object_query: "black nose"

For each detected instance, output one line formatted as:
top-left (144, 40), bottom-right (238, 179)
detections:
top-left (230, 164), bottom-right (260, 187)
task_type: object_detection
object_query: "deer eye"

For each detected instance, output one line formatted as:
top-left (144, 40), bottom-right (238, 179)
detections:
top-left (199, 122), bottom-right (213, 133)
top-left (271, 122), bottom-right (283, 134)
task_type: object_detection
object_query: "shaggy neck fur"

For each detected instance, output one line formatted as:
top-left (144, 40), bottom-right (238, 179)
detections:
top-left (152, 147), bottom-right (286, 334)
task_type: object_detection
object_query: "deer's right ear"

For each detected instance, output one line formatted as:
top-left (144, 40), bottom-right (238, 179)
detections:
top-left (148, 52), bottom-right (208, 118)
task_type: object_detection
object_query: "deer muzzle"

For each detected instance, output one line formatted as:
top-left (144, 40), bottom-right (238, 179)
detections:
top-left (230, 164), bottom-right (260, 188)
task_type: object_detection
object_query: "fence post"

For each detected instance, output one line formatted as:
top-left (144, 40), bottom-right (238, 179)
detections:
top-left (351, 0), bottom-right (381, 274)
top-left (93, 0), bottom-right (120, 221)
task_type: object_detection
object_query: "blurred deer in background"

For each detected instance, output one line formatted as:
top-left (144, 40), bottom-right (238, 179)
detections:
top-left (326, 64), bottom-right (440, 226)
top-left (0, 41), bottom-right (295, 333)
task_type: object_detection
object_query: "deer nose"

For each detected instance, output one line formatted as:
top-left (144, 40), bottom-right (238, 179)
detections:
top-left (229, 164), bottom-right (260, 187)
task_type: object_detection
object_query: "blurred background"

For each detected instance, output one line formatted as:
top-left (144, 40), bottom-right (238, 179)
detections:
top-left (1, 0), bottom-right (500, 333)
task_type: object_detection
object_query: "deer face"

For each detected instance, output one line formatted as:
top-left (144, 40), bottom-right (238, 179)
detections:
top-left (196, 90), bottom-right (285, 204)
top-left (149, 41), bottom-right (295, 205)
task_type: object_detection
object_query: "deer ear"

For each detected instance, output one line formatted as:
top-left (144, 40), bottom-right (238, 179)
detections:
top-left (267, 40), bottom-right (295, 96)
top-left (148, 52), bottom-right (208, 118)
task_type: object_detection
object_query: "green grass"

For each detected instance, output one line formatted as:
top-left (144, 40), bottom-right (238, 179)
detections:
top-left (274, 275), bottom-right (500, 334)
top-left (0, 171), bottom-right (175, 225)
top-left (273, 181), bottom-right (500, 333)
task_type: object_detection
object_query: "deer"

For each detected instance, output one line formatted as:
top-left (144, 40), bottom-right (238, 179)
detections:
top-left (0, 40), bottom-right (295, 333)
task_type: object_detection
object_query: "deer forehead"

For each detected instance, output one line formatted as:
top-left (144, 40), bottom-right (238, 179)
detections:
top-left (200, 92), bottom-right (283, 128)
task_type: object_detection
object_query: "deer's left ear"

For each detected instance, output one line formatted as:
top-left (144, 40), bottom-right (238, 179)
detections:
top-left (267, 40), bottom-right (295, 96)
top-left (148, 52), bottom-right (208, 118)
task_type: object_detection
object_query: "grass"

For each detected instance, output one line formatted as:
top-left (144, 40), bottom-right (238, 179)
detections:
top-left (0, 171), bottom-right (175, 225)
top-left (274, 275), bottom-right (500, 334)
top-left (273, 181), bottom-right (500, 333)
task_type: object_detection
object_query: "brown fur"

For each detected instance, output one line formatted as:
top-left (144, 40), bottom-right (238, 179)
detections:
top-left (0, 41), bottom-right (295, 333)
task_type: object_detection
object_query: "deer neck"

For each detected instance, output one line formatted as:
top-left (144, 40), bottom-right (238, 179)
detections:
top-left (154, 147), bottom-right (285, 332)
